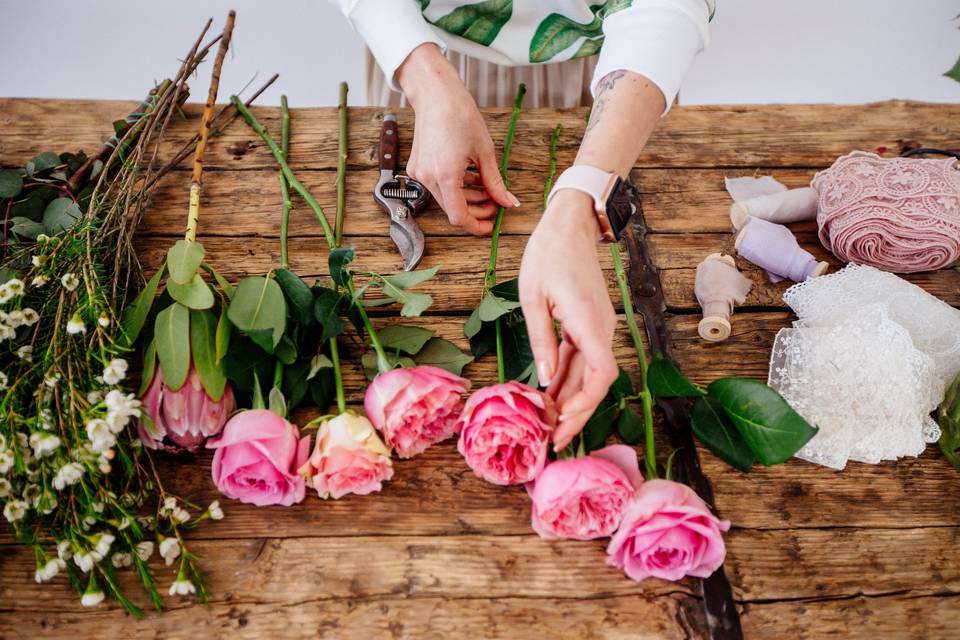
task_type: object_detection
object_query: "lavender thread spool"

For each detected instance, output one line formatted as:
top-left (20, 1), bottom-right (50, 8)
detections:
top-left (734, 217), bottom-right (828, 282)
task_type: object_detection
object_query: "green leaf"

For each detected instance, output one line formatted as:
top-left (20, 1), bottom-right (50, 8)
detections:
top-left (282, 358), bottom-right (312, 410)
top-left (313, 288), bottom-right (346, 342)
top-left (413, 338), bottom-right (474, 375)
top-left (610, 367), bottom-right (635, 399)
top-left (361, 351), bottom-right (415, 381)
top-left (489, 278), bottom-right (520, 301)
top-left (215, 301), bottom-right (232, 364)
top-left (275, 334), bottom-right (298, 365)
top-left (167, 240), bottom-right (205, 285)
top-left (432, 0), bottom-right (512, 46)
top-left (307, 353), bottom-right (334, 380)
top-left (379, 279), bottom-right (433, 317)
top-left (945, 55), bottom-right (960, 83)
top-left (228, 276), bottom-right (287, 348)
top-left (190, 309), bottom-right (227, 401)
top-left (166, 273), bottom-right (214, 310)
top-left (154, 303), bottom-right (191, 391)
top-left (268, 387), bottom-right (287, 419)
top-left (221, 336), bottom-right (274, 393)
top-left (10, 194), bottom-right (44, 220)
top-left (308, 366), bottom-right (336, 409)
top-left (10, 217), bottom-right (45, 240)
top-left (379, 265), bottom-right (439, 290)
top-left (0, 170), bottom-right (23, 198)
top-left (478, 292), bottom-right (521, 322)
top-left (530, 9), bottom-right (603, 62)
top-left (203, 264), bottom-right (235, 299)
top-left (275, 268), bottom-right (314, 325)
top-left (26, 151), bottom-right (60, 175)
top-left (464, 307), bottom-right (483, 339)
top-left (707, 378), bottom-right (818, 466)
top-left (582, 397), bottom-right (619, 452)
top-left (691, 395), bottom-right (755, 472)
top-left (647, 355), bottom-right (706, 398)
top-left (378, 325), bottom-right (434, 354)
top-left (616, 405), bottom-right (644, 445)
top-left (138, 339), bottom-right (158, 396)
top-left (329, 247), bottom-right (355, 287)
top-left (245, 328), bottom-right (278, 354)
top-left (42, 197), bottom-right (82, 234)
top-left (120, 264), bottom-right (165, 349)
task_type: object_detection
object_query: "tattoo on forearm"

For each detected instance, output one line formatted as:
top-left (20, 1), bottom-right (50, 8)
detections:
top-left (585, 70), bottom-right (626, 137)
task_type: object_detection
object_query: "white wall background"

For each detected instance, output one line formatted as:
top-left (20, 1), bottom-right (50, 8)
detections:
top-left (0, 0), bottom-right (958, 107)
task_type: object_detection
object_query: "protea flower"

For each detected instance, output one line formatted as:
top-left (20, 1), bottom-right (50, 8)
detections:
top-left (138, 366), bottom-right (235, 452)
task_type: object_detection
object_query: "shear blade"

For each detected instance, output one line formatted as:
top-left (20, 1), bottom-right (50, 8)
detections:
top-left (390, 220), bottom-right (424, 271)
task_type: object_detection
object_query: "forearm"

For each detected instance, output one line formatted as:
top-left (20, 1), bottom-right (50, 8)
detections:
top-left (396, 43), bottom-right (465, 110)
top-left (575, 70), bottom-right (664, 177)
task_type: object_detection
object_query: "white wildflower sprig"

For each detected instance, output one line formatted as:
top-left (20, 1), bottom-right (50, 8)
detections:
top-left (61, 273), bottom-right (80, 292)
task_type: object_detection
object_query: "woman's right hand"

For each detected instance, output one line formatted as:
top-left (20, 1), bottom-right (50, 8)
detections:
top-left (397, 44), bottom-right (520, 235)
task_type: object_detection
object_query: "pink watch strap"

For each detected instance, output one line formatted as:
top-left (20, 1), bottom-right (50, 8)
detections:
top-left (545, 165), bottom-right (617, 211)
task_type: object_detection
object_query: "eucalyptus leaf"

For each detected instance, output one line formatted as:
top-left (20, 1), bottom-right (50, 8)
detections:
top-left (27, 151), bottom-right (60, 175)
top-left (478, 293), bottom-right (521, 322)
top-left (616, 405), bottom-right (644, 445)
top-left (691, 395), bottom-right (755, 472)
top-left (378, 325), bottom-right (434, 354)
top-left (11, 195), bottom-right (44, 220)
top-left (228, 276), bottom-right (287, 348)
top-left (42, 197), bottom-right (82, 234)
top-left (314, 288), bottom-right (346, 342)
top-left (329, 247), bottom-right (354, 287)
top-left (707, 377), bottom-right (817, 466)
top-left (647, 355), bottom-right (706, 398)
top-left (245, 328), bottom-right (278, 354)
top-left (204, 264), bottom-right (235, 299)
top-left (0, 170), bottom-right (23, 198)
top-left (190, 309), bottom-right (227, 401)
top-left (137, 339), bottom-right (158, 396)
top-left (215, 301), bottom-right (232, 364)
top-left (166, 273), bottom-right (214, 310)
top-left (167, 240), bottom-right (205, 285)
top-left (379, 279), bottom-right (433, 317)
top-left (10, 217), bottom-right (45, 240)
top-left (379, 265), bottom-right (439, 290)
top-left (119, 264), bottom-right (165, 349)
top-left (275, 268), bottom-right (314, 325)
top-left (413, 338), bottom-right (474, 376)
top-left (154, 303), bottom-right (191, 391)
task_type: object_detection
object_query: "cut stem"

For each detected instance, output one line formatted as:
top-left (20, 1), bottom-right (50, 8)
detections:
top-left (347, 280), bottom-right (391, 374)
top-left (186, 10), bottom-right (236, 243)
top-left (231, 96), bottom-right (336, 247)
top-left (611, 241), bottom-right (657, 480)
top-left (542, 123), bottom-right (563, 207)
top-left (328, 336), bottom-right (347, 414)
top-left (279, 95), bottom-right (292, 269)
top-left (335, 82), bottom-right (349, 247)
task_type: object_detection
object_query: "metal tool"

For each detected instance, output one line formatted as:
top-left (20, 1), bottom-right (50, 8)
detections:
top-left (374, 114), bottom-right (429, 270)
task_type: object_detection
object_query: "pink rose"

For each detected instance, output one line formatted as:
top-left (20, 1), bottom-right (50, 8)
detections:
top-left (457, 381), bottom-right (557, 485)
top-left (298, 412), bottom-right (394, 500)
top-left (606, 479), bottom-right (730, 582)
top-left (207, 409), bottom-right (310, 507)
top-left (138, 365), bottom-right (235, 452)
top-left (526, 444), bottom-right (643, 540)
top-left (364, 365), bottom-right (470, 458)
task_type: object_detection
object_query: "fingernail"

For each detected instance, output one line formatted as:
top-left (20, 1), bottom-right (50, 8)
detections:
top-left (510, 193), bottom-right (521, 208)
top-left (537, 361), bottom-right (552, 387)
top-left (558, 413), bottom-right (568, 422)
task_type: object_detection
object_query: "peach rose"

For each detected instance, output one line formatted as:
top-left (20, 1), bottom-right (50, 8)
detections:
top-left (299, 412), bottom-right (394, 499)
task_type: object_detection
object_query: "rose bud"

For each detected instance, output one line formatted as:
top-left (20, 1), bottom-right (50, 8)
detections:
top-left (364, 365), bottom-right (470, 458)
top-left (526, 444), bottom-right (643, 540)
top-left (299, 412), bottom-right (394, 500)
top-left (207, 409), bottom-right (310, 507)
top-left (138, 366), bottom-right (235, 452)
top-left (457, 381), bottom-right (557, 485)
top-left (607, 479), bottom-right (730, 582)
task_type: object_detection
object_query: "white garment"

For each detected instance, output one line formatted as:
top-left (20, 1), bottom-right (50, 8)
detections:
top-left (333, 0), bottom-right (713, 113)
top-left (768, 264), bottom-right (960, 470)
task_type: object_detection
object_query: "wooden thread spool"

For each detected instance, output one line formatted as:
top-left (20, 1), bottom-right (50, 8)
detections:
top-left (696, 253), bottom-right (752, 342)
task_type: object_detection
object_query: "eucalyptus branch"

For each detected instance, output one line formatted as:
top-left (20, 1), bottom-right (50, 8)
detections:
top-left (279, 95), bottom-right (292, 269)
top-left (335, 82), bottom-right (349, 247)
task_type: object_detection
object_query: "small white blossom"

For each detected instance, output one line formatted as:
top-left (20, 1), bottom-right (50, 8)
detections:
top-left (101, 358), bottom-right (128, 385)
top-left (80, 581), bottom-right (104, 607)
top-left (61, 273), bottom-right (79, 292)
top-left (0, 478), bottom-right (10, 498)
top-left (36, 234), bottom-right (50, 243)
top-left (91, 502), bottom-right (104, 514)
top-left (86, 419), bottom-right (114, 453)
top-left (169, 577), bottom-right (196, 597)
top-left (3, 500), bottom-right (27, 523)
top-left (21, 308), bottom-right (38, 325)
top-left (31, 275), bottom-right (48, 288)
top-left (105, 390), bottom-right (140, 423)
top-left (31, 255), bottom-right (47, 268)
top-left (111, 552), bottom-right (132, 568)
top-left (44, 373), bottom-right (60, 388)
top-left (30, 433), bottom-right (61, 458)
top-left (86, 390), bottom-right (103, 405)
top-left (5, 310), bottom-right (25, 328)
top-left (159, 537), bottom-right (181, 566)
top-left (117, 517), bottom-right (131, 531)
top-left (16, 345), bottom-right (32, 361)
top-left (135, 540), bottom-right (154, 561)
top-left (0, 449), bottom-right (13, 473)
top-left (207, 500), bottom-right (224, 521)
top-left (74, 551), bottom-right (95, 572)
top-left (97, 314), bottom-right (110, 328)
top-left (163, 496), bottom-right (178, 513)
top-left (0, 372), bottom-right (7, 391)
top-left (94, 533), bottom-right (115, 558)
top-left (0, 287), bottom-right (11, 304)
top-left (67, 312), bottom-right (86, 335)
top-left (35, 558), bottom-right (63, 583)
top-left (52, 462), bottom-right (84, 490)
top-left (57, 540), bottom-right (73, 561)
top-left (22, 483), bottom-right (40, 506)
top-left (4, 279), bottom-right (24, 298)
top-left (0, 325), bottom-right (13, 342)
top-left (171, 507), bottom-right (191, 524)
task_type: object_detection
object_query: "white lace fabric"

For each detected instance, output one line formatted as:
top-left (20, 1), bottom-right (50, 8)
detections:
top-left (769, 264), bottom-right (960, 469)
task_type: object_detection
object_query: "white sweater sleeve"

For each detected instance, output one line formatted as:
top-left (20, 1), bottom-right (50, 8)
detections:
top-left (592, 0), bottom-right (711, 114)
top-left (333, 0), bottom-right (445, 91)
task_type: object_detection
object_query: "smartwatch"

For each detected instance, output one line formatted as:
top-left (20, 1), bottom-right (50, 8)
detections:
top-left (545, 165), bottom-right (639, 242)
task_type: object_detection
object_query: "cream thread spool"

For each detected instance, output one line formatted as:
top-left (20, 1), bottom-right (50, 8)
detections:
top-left (696, 253), bottom-right (752, 342)
top-left (729, 186), bottom-right (819, 231)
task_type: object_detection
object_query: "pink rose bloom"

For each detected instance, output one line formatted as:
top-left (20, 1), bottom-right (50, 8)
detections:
top-left (607, 479), bottom-right (731, 582)
top-left (207, 409), bottom-right (310, 507)
top-left (364, 365), bottom-right (470, 458)
top-left (457, 381), bottom-right (557, 486)
top-left (526, 444), bottom-right (643, 540)
top-left (138, 365), bottom-right (235, 452)
top-left (298, 412), bottom-right (394, 500)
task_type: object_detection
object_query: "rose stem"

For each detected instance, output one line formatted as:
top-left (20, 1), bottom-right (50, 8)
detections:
top-left (186, 10), bottom-right (235, 243)
top-left (347, 279), bottom-right (391, 374)
top-left (231, 96), bottom-right (336, 248)
top-left (279, 95), bottom-right (292, 269)
top-left (334, 82), bottom-right (349, 247)
top-left (610, 242), bottom-right (657, 479)
top-left (542, 123), bottom-right (563, 206)
top-left (484, 83), bottom-right (526, 384)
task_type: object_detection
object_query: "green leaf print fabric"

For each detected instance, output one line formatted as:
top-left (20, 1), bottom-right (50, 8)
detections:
top-left (432, 0), bottom-right (514, 47)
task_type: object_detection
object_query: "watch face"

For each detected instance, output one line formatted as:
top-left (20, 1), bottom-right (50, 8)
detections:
top-left (605, 177), bottom-right (639, 239)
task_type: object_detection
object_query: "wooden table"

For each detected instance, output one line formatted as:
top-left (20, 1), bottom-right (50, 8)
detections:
top-left (1, 98), bottom-right (959, 639)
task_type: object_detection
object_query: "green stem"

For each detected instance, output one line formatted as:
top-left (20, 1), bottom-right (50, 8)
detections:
top-left (611, 241), bottom-right (657, 480)
top-left (484, 84), bottom-right (525, 384)
top-left (335, 82), bottom-right (348, 247)
top-left (279, 95), bottom-right (291, 269)
top-left (231, 96), bottom-right (336, 247)
top-left (542, 123), bottom-right (563, 207)
top-left (328, 336), bottom-right (347, 413)
top-left (347, 279), bottom-right (391, 374)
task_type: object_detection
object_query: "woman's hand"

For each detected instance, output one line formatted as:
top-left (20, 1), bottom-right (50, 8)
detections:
top-left (519, 190), bottom-right (620, 451)
top-left (397, 44), bottom-right (519, 235)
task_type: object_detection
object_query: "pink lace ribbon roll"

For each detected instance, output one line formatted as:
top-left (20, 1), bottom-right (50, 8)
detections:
top-left (695, 253), bottom-right (753, 342)
top-left (735, 217), bottom-right (829, 283)
top-left (812, 152), bottom-right (960, 273)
